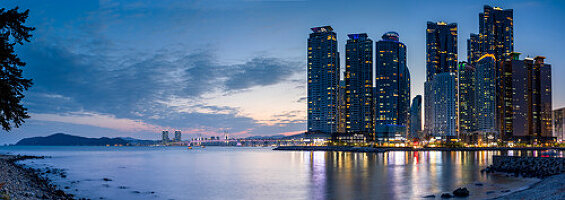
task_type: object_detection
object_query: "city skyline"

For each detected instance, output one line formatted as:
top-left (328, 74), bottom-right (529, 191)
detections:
top-left (1, 0), bottom-right (565, 144)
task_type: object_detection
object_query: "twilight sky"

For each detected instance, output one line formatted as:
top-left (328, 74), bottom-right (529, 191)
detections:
top-left (1, 0), bottom-right (564, 144)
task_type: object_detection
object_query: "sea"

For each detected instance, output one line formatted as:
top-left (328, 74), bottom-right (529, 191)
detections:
top-left (0, 146), bottom-right (554, 200)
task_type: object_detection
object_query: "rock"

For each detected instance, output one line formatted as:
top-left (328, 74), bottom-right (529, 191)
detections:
top-left (475, 183), bottom-right (483, 186)
top-left (132, 191), bottom-right (141, 194)
top-left (54, 189), bottom-right (66, 196)
top-left (423, 194), bottom-right (435, 198)
top-left (103, 178), bottom-right (112, 181)
top-left (453, 187), bottom-right (469, 197)
top-left (501, 189), bottom-right (511, 193)
top-left (441, 193), bottom-right (452, 198)
top-left (64, 186), bottom-right (70, 189)
top-left (486, 191), bottom-right (495, 194)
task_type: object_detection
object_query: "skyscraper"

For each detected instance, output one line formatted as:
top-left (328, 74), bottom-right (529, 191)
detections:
top-left (425, 21), bottom-right (458, 138)
top-left (469, 5), bottom-right (515, 139)
top-left (174, 130), bottom-right (182, 142)
top-left (498, 53), bottom-right (553, 142)
top-left (458, 62), bottom-right (476, 134)
top-left (479, 5), bottom-right (513, 62)
top-left (344, 33), bottom-right (373, 137)
top-left (409, 95), bottom-right (422, 139)
top-left (475, 54), bottom-right (497, 133)
top-left (162, 130), bottom-right (169, 143)
top-left (432, 72), bottom-right (458, 138)
top-left (467, 33), bottom-right (480, 65)
top-left (307, 26), bottom-right (340, 135)
top-left (374, 32), bottom-right (410, 141)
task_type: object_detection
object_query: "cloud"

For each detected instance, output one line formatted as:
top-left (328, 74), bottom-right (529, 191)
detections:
top-left (22, 43), bottom-right (298, 117)
top-left (19, 42), bottom-right (304, 136)
top-left (296, 96), bottom-right (307, 103)
top-left (224, 57), bottom-right (301, 90)
top-left (31, 112), bottom-right (162, 132)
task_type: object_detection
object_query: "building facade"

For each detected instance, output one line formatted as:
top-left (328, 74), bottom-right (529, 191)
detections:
top-left (498, 53), bottom-right (553, 142)
top-left (554, 108), bottom-right (565, 142)
top-left (374, 32), bottom-right (410, 141)
top-left (479, 5), bottom-right (513, 62)
top-left (307, 26), bottom-right (340, 135)
top-left (174, 130), bottom-right (182, 142)
top-left (432, 72), bottom-right (459, 138)
top-left (458, 62), bottom-right (476, 134)
top-left (475, 54), bottom-right (497, 133)
top-left (344, 33), bottom-right (374, 136)
top-left (409, 95), bottom-right (422, 139)
top-left (162, 130), bottom-right (169, 143)
top-left (467, 33), bottom-right (481, 65)
top-left (425, 21), bottom-right (458, 138)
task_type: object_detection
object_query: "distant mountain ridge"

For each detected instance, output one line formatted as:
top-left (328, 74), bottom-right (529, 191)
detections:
top-left (15, 133), bottom-right (157, 146)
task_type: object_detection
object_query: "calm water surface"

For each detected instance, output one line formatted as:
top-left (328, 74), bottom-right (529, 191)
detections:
top-left (0, 146), bottom-right (547, 200)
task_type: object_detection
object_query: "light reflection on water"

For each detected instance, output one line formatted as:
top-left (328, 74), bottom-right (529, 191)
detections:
top-left (0, 146), bottom-right (555, 200)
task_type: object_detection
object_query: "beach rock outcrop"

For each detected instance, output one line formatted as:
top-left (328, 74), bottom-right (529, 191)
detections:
top-left (452, 187), bottom-right (469, 197)
top-left (440, 193), bottom-right (452, 198)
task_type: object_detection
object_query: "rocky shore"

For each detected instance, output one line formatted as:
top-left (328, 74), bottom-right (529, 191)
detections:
top-left (491, 173), bottom-right (565, 200)
top-left (0, 154), bottom-right (74, 200)
top-left (483, 156), bottom-right (565, 178)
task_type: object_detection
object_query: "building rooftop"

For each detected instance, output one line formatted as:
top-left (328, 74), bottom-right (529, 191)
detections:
top-left (381, 31), bottom-right (399, 41)
top-left (347, 33), bottom-right (368, 40)
top-left (311, 26), bottom-right (333, 33)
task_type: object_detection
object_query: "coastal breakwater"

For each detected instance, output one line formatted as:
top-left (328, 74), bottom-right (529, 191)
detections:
top-left (484, 156), bottom-right (565, 178)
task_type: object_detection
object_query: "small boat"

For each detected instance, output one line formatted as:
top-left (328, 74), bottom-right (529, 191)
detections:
top-left (188, 146), bottom-right (192, 149)
top-left (201, 146), bottom-right (206, 148)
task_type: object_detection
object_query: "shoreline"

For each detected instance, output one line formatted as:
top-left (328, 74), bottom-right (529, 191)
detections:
top-left (0, 154), bottom-right (74, 200)
top-left (489, 173), bottom-right (565, 200)
top-left (273, 146), bottom-right (564, 152)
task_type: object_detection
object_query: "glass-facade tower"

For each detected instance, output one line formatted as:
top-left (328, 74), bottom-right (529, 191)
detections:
top-left (307, 26), bottom-right (340, 135)
top-left (344, 33), bottom-right (373, 136)
top-left (374, 32), bottom-right (410, 141)
top-left (458, 62), bottom-right (476, 134)
top-left (425, 21), bottom-right (458, 138)
top-left (409, 95), bottom-right (422, 139)
top-left (479, 5), bottom-right (513, 62)
top-left (475, 54), bottom-right (497, 133)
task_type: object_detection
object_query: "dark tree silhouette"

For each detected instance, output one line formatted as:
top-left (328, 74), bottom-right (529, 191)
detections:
top-left (0, 7), bottom-right (34, 131)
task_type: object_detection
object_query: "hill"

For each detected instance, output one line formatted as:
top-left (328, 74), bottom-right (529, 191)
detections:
top-left (15, 133), bottom-right (154, 146)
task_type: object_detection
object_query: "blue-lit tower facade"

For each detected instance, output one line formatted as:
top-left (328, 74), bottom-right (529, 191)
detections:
top-left (307, 26), bottom-right (340, 135)
top-left (475, 54), bottom-right (497, 133)
top-left (374, 32), bottom-right (410, 141)
top-left (344, 33), bottom-right (373, 139)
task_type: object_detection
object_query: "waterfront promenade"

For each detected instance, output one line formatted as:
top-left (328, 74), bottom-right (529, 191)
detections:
top-left (274, 146), bottom-right (565, 153)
